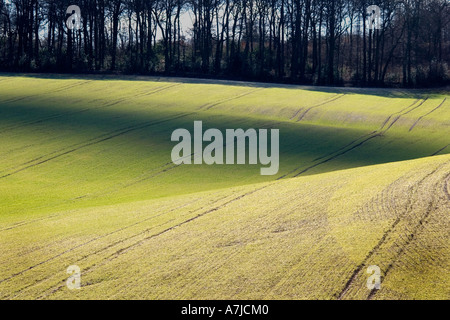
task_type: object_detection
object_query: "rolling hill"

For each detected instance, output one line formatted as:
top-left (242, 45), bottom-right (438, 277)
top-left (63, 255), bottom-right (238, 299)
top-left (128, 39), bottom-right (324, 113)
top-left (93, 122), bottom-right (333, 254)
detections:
top-left (0, 74), bottom-right (448, 299)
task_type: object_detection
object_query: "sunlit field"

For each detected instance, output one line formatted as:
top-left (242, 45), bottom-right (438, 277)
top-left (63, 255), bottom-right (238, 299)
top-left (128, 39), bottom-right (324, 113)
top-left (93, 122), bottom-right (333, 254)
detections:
top-left (0, 74), bottom-right (448, 299)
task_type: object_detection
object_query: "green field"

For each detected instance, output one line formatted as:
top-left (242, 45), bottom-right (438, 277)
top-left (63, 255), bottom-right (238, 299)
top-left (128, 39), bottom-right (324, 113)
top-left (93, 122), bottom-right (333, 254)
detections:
top-left (0, 74), bottom-right (449, 299)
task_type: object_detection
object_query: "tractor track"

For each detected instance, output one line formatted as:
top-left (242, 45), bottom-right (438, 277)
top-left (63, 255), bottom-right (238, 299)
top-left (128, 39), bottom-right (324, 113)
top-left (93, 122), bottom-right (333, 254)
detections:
top-left (0, 84), bottom-right (262, 179)
top-left (181, 200), bottom-right (310, 299)
top-left (0, 80), bottom-right (93, 105)
top-left (0, 86), bottom-right (180, 175)
top-left (0, 95), bottom-right (281, 234)
top-left (367, 172), bottom-right (449, 300)
top-left (293, 134), bottom-right (381, 177)
top-left (311, 131), bottom-right (377, 162)
top-left (431, 144), bottom-right (450, 156)
top-left (2, 177), bottom-right (270, 298)
top-left (0, 195), bottom-right (216, 297)
top-left (409, 98), bottom-right (446, 132)
top-left (289, 107), bottom-right (304, 120)
top-left (378, 99), bottom-right (422, 130)
top-left (108, 177), bottom-right (333, 298)
top-left (383, 98), bottom-right (428, 131)
top-left (33, 184), bottom-right (271, 299)
top-left (0, 112), bottom-right (195, 180)
top-left (277, 131), bottom-right (381, 180)
top-left (201, 88), bottom-right (264, 111)
top-left (444, 173), bottom-right (450, 201)
top-left (279, 98), bottom-right (429, 179)
top-left (295, 94), bottom-right (346, 122)
top-left (336, 160), bottom-right (449, 300)
top-left (81, 120), bottom-right (282, 199)
top-left (0, 195), bottom-right (203, 268)
top-left (0, 214), bottom-right (60, 232)
top-left (0, 83), bottom-right (181, 134)
top-left (336, 218), bottom-right (400, 300)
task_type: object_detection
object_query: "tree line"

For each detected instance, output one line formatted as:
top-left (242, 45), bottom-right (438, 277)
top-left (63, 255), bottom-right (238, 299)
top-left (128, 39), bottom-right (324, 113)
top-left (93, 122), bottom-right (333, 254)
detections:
top-left (0, 0), bottom-right (449, 87)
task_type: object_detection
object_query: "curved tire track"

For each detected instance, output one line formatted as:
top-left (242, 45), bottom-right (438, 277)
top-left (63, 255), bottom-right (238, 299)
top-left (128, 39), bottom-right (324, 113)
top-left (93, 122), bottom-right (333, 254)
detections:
top-left (296, 94), bottom-right (346, 122)
top-left (0, 112), bottom-right (194, 180)
top-left (336, 160), bottom-right (449, 300)
top-left (0, 83), bottom-right (182, 134)
top-left (31, 185), bottom-right (270, 299)
top-left (409, 98), bottom-right (446, 132)
top-left (279, 98), bottom-right (428, 179)
top-left (201, 88), bottom-right (264, 111)
top-left (0, 80), bottom-right (93, 105)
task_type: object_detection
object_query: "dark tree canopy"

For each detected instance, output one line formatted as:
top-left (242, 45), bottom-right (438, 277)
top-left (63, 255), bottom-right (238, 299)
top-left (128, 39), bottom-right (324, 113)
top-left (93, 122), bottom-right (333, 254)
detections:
top-left (0, 0), bottom-right (449, 87)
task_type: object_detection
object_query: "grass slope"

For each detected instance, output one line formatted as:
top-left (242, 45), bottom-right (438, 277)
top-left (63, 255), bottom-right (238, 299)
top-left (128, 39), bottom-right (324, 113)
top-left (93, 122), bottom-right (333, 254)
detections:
top-left (1, 154), bottom-right (448, 299)
top-left (0, 74), bottom-right (448, 299)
